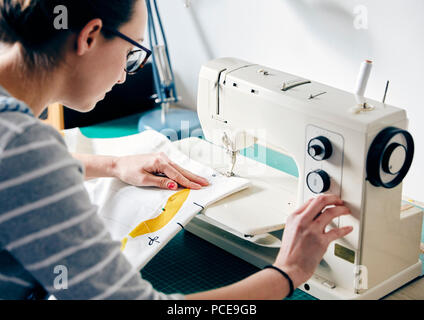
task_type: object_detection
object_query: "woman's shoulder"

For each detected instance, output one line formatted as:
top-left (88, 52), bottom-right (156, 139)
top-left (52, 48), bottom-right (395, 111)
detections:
top-left (0, 111), bottom-right (66, 154)
top-left (0, 88), bottom-right (81, 179)
top-left (0, 87), bottom-right (66, 153)
top-left (0, 113), bottom-right (85, 183)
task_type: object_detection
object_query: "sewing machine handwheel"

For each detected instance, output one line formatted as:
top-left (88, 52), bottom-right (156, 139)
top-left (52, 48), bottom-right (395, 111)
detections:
top-left (366, 127), bottom-right (414, 189)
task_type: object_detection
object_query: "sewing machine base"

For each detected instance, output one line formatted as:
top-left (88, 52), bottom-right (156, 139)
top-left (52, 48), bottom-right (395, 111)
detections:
top-left (186, 215), bottom-right (423, 300)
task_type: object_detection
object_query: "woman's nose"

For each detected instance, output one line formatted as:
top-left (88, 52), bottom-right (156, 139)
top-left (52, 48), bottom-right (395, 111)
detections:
top-left (117, 70), bottom-right (127, 85)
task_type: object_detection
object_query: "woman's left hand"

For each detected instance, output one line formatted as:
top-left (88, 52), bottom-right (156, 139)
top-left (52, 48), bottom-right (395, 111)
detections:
top-left (113, 152), bottom-right (209, 190)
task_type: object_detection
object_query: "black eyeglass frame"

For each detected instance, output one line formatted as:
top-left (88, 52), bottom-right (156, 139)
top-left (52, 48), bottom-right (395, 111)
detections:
top-left (103, 27), bottom-right (152, 75)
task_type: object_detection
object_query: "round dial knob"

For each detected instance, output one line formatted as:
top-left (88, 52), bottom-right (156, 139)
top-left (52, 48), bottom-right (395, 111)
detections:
top-left (366, 127), bottom-right (414, 189)
top-left (308, 136), bottom-right (332, 161)
top-left (382, 143), bottom-right (407, 175)
top-left (307, 170), bottom-right (331, 194)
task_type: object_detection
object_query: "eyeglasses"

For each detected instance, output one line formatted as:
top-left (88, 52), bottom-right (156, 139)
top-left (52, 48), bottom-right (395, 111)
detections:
top-left (103, 27), bottom-right (152, 75)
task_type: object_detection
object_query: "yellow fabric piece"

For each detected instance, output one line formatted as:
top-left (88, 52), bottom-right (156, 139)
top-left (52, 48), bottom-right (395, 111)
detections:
top-left (128, 189), bottom-right (190, 238)
top-left (121, 237), bottom-right (128, 251)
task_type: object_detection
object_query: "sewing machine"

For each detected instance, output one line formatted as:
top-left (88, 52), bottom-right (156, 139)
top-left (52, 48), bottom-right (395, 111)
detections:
top-left (175, 57), bottom-right (422, 300)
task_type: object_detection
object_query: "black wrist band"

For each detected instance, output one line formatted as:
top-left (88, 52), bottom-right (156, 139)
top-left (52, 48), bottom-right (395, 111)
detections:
top-left (263, 265), bottom-right (294, 298)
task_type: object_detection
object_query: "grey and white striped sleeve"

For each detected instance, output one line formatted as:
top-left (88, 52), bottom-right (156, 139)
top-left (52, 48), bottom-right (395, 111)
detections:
top-left (0, 121), bottom-right (184, 300)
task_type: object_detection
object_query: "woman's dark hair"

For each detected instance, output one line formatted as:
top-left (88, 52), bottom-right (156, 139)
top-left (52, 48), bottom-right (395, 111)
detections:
top-left (0, 0), bottom-right (139, 68)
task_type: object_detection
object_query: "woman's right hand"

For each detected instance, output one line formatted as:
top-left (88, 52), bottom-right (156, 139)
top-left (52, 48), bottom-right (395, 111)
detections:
top-left (274, 194), bottom-right (353, 288)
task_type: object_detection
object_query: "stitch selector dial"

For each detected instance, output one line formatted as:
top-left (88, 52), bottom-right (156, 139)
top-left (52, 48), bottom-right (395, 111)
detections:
top-left (308, 136), bottom-right (333, 161)
top-left (307, 170), bottom-right (331, 194)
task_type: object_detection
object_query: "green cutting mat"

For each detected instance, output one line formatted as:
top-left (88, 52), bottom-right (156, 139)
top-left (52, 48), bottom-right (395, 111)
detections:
top-left (142, 229), bottom-right (315, 300)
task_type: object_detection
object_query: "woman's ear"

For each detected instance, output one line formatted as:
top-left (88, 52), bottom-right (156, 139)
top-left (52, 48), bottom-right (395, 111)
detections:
top-left (76, 19), bottom-right (103, 56)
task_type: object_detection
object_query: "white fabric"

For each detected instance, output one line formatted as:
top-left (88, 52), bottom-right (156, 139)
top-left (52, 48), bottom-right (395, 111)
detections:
top-left (63, 129), bottom-right (250, 270)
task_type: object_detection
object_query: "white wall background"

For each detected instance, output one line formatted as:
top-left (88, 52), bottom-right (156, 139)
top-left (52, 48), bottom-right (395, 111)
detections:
top-left (152, 0), bottom-right (424, 201)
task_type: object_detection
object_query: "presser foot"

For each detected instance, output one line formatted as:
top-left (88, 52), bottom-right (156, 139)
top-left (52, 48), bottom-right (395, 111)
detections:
top-left (225, 150), bottom-right (238, 177)
top-left (225, 171), bottom-right (235, 177)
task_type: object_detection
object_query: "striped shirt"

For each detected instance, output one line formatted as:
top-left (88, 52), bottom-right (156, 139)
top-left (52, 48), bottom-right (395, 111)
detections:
top-left (0, 85), bottom-right (184, 300)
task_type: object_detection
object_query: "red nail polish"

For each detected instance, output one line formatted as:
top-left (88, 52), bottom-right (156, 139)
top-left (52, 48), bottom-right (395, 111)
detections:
top-left (168, 182), bottom-right (176, 189)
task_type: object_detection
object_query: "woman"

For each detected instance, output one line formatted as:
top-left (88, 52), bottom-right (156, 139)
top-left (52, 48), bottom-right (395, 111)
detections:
top-left (0, 0), bottom-right (352, 300)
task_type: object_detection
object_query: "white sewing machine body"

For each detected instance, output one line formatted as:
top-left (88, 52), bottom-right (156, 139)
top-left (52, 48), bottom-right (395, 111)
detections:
top-left (179, 57), bottom-right (422, 299)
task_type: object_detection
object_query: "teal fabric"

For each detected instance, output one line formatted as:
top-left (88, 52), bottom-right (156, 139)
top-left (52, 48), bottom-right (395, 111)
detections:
top-left (80, 113), bottom-right (141, 139)
top-left (240, 144), bottom-right (299, 177)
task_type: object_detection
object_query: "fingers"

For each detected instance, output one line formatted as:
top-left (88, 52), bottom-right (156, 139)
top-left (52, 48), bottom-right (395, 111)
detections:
top-left (324, 226), bottom-right (353, 243)
top-left (169, 161), bottom-right (209, 186)
top-left (300, 194), bottom-right (344, 224)
top-left (159, 162), bottom-right (203, 190)
top-left (140, 173), bottom-right (179, 190)
top-left (293, 198), bottom-right (313, 215)
top-left (314, 205), bottom-right (351, 230)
